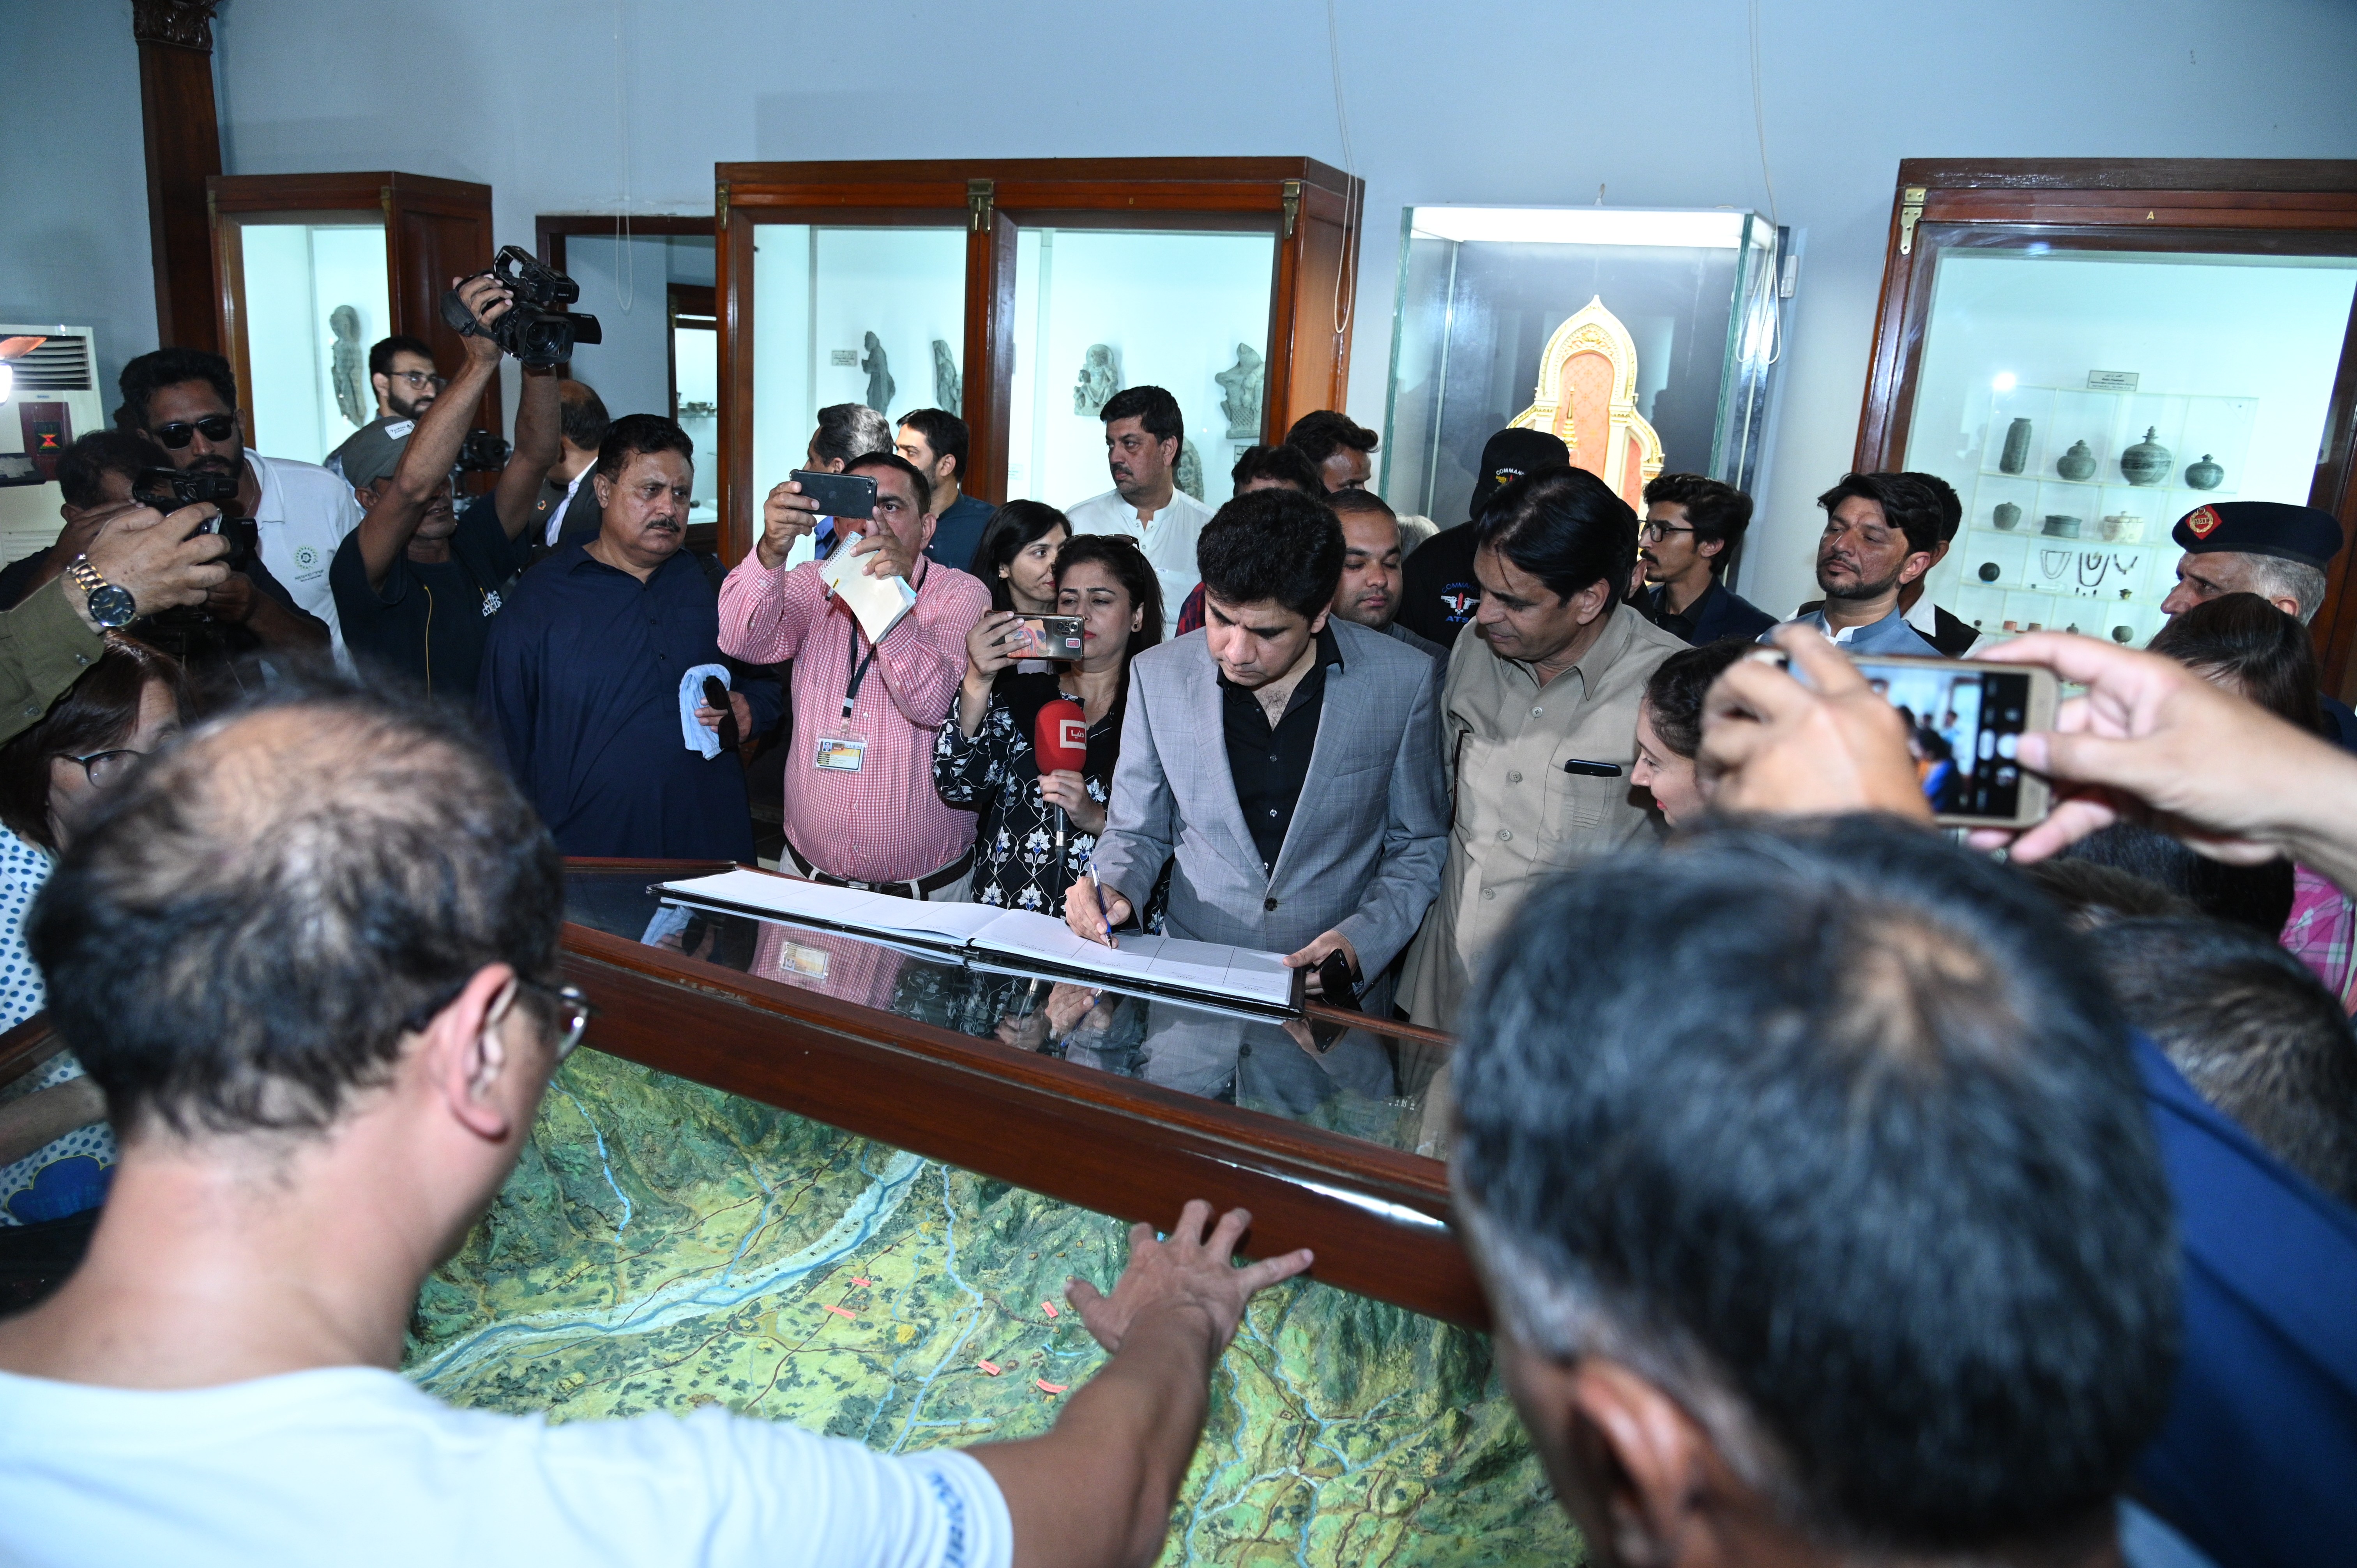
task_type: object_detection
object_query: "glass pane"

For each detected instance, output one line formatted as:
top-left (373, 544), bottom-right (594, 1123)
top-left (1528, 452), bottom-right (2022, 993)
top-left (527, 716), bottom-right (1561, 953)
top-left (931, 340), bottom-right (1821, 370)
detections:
top-left (235, 220), bottom-right (390, 464)
top-left (1905, 247), bottom-right (2357, 647)
top-left (565, 868), bottom-right (1452, 1159)
top-left (672, 325), bottom-right (719, 524)
top-left (751, 223), bottom-right (966, 565)
top-left (1004, 228), bottom-right (1276, 510)
top-left (1381, 207), bottom-right (1773, 529)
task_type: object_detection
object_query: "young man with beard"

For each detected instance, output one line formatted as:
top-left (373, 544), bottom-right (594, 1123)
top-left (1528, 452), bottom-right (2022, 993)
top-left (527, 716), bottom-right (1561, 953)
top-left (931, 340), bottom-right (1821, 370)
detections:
top-left (118, 348), bottom-right (363, 649)
top-left (323, 334), bottom-right (445, 487)
top-left (477, 414), bottom-right (781, 860)
top-left (1764, 471), bottom-right (1943, 656)
top-left (332, 277), bottom-right (561, 702)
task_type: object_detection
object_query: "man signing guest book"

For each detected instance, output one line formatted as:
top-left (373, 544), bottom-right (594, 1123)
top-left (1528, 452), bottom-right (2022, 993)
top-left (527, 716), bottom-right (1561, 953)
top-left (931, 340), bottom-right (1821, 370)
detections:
top-left (1064, 488), bottom-right (1447, 1012)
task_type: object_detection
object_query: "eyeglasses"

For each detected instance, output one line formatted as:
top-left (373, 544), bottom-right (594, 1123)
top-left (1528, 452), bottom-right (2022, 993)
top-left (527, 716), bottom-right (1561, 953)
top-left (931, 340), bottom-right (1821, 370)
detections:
top-left (389, 371), bottom-right (448, 391)
top-left (1639, 521), bottom-right (1698, 544)
top-left (151, 414), bottom-right (238, 449)
top-left (61, 748), bottom-right (150, 788)
top-left (401, 974), bottom-right (599, 1061)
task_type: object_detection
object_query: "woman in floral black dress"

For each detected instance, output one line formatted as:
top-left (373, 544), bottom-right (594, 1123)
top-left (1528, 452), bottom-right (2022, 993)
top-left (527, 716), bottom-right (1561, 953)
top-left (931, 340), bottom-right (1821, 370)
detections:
top-left (934, 534), bottom-right (1163, 916)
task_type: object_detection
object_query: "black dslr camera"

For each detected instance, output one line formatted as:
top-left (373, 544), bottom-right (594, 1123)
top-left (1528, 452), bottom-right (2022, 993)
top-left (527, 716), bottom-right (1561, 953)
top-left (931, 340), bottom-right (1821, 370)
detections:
top-left (441, 246), bottom-right (603, 369)
top-left (456, 429), bottom-right (511, 473)
top-left (132, 466), bottom-right (255, 567)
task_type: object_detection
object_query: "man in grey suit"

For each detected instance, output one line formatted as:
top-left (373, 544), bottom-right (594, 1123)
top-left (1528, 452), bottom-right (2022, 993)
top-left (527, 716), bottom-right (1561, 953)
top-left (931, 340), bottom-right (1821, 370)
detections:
top-left (1066, 489), bottom-right (1448, 1010)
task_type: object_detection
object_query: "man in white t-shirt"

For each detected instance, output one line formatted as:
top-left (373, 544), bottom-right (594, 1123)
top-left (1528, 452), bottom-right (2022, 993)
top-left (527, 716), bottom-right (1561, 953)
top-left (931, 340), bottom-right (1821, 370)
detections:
top-left (1062, 386), bottom-right (1212, 641)
top-left (119, 348), bottom-right (364, 650)
top-left (0, 689), bottom-right (1311, 1568)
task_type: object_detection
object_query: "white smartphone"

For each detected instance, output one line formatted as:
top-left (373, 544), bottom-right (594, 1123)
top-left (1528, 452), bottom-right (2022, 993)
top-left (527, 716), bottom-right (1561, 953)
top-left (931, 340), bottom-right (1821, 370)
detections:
top-left (1765, 651), bottom-right (2059, 828)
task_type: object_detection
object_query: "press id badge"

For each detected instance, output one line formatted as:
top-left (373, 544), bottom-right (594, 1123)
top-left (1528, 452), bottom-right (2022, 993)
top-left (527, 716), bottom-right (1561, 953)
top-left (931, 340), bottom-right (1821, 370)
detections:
top-left (813, 731), bottom-right (867, 772)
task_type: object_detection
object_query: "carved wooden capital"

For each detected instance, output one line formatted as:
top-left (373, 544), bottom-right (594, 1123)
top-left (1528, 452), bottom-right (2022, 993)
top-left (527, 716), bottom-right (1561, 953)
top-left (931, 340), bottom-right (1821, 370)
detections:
top-left (132, 0), bottom-right (219, 51)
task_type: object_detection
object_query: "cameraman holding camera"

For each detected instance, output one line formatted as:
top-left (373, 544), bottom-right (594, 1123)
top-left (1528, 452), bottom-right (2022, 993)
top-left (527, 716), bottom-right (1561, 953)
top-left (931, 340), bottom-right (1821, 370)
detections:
top-left (331, 275), bottom-right (561, 701)
top-left (118, 348), bottom-right (363, 650)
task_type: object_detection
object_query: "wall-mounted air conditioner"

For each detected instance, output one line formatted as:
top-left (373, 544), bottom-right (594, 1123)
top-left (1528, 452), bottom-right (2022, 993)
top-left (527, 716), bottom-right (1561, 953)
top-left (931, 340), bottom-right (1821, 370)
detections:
top-left (0, 322), bottom-right (106, 558)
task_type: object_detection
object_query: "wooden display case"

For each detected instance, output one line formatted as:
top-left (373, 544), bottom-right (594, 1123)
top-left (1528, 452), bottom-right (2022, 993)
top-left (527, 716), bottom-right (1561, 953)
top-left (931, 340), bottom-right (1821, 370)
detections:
top-left (207, 172), bottom-right (498, 459)
top-left (1852, 159), bottom-right (2357, 689)
top-left (712, 158), bottom-right (1364, 565)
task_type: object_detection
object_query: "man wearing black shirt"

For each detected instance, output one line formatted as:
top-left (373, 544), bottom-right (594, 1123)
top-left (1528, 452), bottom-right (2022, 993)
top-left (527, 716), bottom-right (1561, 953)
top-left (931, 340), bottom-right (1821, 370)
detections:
top-left (330, 278), bottom-right (561, 701)
top-left (1069, 489), bottom-right (1446, 1011)
top-left (1396, 427), bottom-right (1569, 648)
top-left (1633, 471), bottom-right (1777, 645)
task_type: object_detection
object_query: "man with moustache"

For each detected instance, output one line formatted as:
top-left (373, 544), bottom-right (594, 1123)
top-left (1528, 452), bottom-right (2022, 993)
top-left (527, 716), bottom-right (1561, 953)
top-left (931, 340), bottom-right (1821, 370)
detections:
top-left (323, 334), bottom-right (445, 487)
top-left (118, 347), bottom-right (363, 648)
top-left (1064, 386), bottom-right (1213, 641)
top-left (477, 413), bottom-right (781, 860)
top-left (1764, 471), bottom-right (1943, 656)
top-left (1401, 465), bottom-right (1686, 1032)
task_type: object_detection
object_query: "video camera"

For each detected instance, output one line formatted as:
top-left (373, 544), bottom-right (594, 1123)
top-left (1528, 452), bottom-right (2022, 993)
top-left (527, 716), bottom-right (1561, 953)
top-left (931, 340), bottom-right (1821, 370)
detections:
top-left (132, 466), bottom-right (256, 567)
top-left (441, 246), bottom-right (603, 369)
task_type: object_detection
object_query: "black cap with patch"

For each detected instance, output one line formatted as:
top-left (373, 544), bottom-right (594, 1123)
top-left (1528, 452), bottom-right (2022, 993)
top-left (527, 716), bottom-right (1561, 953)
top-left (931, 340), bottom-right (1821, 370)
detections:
top-left (1470, 427), bottom-right (1573, 522)
top-left (2173, 500), bottom-right (2344, 570)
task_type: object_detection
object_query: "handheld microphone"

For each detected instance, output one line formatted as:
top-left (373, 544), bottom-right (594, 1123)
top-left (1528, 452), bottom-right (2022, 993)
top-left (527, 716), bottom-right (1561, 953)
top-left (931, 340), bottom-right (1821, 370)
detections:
top-left (1032, 697), bottom-right (1089, 888)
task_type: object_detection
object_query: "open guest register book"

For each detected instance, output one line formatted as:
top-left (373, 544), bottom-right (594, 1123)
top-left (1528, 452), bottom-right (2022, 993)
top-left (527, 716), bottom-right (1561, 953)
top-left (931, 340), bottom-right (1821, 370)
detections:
top-left (656, 869), bottom-right (1306, 1014)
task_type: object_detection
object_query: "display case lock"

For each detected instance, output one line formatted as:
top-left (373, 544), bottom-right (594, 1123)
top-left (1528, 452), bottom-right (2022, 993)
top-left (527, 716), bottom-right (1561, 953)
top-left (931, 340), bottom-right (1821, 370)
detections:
top-left (1281, 180), bottom-right (1302, 238)
top-left (968, 179), bottom-right (995, 232)
top-left (1898, 185), bottom-right (1927, 256)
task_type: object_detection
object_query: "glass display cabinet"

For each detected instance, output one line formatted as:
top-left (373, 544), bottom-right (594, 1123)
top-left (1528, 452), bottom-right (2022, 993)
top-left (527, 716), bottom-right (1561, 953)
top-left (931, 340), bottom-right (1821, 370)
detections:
top-left (713, 159), bottom-right (1364, 564)
top-left (208, 172), bottom-right (497, 466)
top-left (1382, 206), bottom-right (1781, 532)
top-left (1852, 160), bottom-right (2357, 681)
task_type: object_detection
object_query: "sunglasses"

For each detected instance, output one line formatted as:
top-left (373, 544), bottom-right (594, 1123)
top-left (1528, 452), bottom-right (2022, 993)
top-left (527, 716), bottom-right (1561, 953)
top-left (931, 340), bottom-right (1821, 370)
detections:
top-left (402, 974), bottom-right (599, 1061)
top-left (151, 414), bottom-right (238, 449)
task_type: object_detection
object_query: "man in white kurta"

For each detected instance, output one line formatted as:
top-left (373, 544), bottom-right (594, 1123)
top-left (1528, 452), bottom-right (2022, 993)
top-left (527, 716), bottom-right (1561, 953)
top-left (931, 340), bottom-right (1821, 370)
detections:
top-left (1063, 385), bottom-right (1212, 640)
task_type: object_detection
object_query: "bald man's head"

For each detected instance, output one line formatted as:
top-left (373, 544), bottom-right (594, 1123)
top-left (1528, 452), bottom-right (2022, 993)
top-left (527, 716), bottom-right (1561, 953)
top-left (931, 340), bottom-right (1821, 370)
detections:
top-left (557, 378), bottom-right (611, 455)
top-left (30, 689), bottom-right (561, 1139)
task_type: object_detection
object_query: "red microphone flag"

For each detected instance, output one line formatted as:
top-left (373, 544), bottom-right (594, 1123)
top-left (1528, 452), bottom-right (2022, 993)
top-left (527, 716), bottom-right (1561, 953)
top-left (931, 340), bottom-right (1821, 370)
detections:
top-left (1033, 698), bottom-right (1088, 775)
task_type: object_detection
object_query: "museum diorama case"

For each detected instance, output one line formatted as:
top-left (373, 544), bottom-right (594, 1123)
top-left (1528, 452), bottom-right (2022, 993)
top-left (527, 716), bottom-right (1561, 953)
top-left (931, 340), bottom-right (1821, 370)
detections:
top-left (207, 172), bottom-right (499, 468)
top-left (712, 159), bottom-right (1364, 565)
top-left (1853, 160), bottom-right (2357, 682)
top-left (1382, 206), bottom-right (1781, 532)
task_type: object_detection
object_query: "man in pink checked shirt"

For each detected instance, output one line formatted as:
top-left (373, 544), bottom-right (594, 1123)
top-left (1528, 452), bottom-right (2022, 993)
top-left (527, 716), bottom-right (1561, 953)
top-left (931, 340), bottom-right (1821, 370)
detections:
top-left (718, 450), bottom-right (991, 898)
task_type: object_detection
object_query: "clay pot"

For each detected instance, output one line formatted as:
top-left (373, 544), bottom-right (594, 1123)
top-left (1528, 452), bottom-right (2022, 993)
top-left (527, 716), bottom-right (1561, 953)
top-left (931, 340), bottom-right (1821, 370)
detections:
top-left (2000, 417), bottom-right (2033, 474)
top-left (1993, 501), bottom-right (2022, 530)
top-left (2120, 426), bottom-right (2172, 487)
top-left (2057, 440), bottom-right (2097, 482)
top-left (2042, 514), bottom-right (2082, 538)
top-left (2185, 454), bottom-right (2224, 491)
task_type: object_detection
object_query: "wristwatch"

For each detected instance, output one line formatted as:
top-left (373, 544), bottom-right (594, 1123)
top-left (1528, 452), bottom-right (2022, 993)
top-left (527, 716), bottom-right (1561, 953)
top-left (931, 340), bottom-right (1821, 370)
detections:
top-left (65, 554), bottom-right (137, 630)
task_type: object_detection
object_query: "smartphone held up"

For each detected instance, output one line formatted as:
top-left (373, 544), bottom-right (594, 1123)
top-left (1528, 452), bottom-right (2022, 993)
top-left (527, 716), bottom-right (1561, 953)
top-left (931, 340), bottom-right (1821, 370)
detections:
top-left (1761, 650), bottom-right (2058, 829)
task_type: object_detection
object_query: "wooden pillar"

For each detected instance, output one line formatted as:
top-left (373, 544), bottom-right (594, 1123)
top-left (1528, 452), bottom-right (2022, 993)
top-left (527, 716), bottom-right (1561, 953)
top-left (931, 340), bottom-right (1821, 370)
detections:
top-left (133, 0), bottom-right (224, 354)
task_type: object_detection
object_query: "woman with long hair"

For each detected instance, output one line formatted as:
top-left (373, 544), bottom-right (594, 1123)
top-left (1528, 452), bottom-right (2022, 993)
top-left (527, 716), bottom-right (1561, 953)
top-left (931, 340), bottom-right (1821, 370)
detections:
top-left (935, 534), bottom-right (1163, 915)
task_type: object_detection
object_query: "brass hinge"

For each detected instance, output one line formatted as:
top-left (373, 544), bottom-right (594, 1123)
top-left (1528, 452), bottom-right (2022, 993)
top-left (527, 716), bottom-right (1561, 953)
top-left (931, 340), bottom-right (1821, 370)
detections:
top-left (967, 178), bottom-right (995, 233)
top-left (717, 181), bottom-right (730, 230)
top-left (1281, 180), bottom-right (1302, 239)
top-left (1897, 185), bottom-right (1927, 256)
top-left (379, 185), bottom-right (394, 217)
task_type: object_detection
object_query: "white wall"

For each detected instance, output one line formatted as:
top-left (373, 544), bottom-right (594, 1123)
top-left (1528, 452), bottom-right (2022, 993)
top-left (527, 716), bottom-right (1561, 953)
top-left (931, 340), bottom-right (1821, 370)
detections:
top-left (564, 233), bottom-right (673, 423)
top-left (0, 0), bottom-right (156, 406)
top-left (22, 0), bottom-right (2352, 617)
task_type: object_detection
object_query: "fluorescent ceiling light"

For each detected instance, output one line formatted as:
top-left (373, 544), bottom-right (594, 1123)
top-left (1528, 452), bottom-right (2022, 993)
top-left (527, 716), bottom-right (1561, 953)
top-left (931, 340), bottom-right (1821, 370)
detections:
top-left (1408, 207), bottom-right (1751, 248)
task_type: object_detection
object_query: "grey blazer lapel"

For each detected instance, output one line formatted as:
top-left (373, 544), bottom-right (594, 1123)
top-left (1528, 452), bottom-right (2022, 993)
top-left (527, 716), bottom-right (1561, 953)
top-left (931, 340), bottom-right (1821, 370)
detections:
top-left (1178, 653), bottom-right (1263, 876)
top-left (1268, 660), bottom-right (1371, 885)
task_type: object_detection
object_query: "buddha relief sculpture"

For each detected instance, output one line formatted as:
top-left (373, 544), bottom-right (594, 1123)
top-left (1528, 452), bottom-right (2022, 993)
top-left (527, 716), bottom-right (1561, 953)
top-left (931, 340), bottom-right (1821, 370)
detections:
top-left (1215, 344), bottom-right (1263, 439)
top-left (1073, 344), bottom-right (1119, 417)
top-left (862, 332), bottom-right (894, 415)
top-left (329, 304), bottom-right (367, 430)
top-left (931, 339), bottom-right (960, 416)
top-left (1176, 438), bottom-right (1205, 501)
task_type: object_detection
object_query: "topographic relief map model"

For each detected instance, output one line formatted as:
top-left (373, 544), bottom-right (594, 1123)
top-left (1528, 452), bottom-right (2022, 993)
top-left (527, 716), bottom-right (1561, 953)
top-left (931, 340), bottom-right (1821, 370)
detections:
top-left (405, 1051), bottom-right (1581, 1566)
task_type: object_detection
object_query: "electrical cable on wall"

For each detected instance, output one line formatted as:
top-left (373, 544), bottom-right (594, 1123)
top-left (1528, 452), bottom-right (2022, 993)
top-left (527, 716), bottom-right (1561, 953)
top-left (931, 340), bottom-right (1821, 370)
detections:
top-left (1324, 0), bottom-right (1361, 349)
top-left (1748, 0), bottom-right (1785, 366)
top-left (613, 0), bottom-right (635, 313)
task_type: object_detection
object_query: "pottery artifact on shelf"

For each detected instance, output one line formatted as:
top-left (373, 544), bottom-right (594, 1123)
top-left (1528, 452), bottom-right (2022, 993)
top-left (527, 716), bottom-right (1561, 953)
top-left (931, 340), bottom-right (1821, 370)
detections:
top-left (2056, 440), bottom-right (2097, 481)
top-left (2184, 454), bottom-right (2224, 491)
top-left (2119, 426), bottom-right (2172, 487)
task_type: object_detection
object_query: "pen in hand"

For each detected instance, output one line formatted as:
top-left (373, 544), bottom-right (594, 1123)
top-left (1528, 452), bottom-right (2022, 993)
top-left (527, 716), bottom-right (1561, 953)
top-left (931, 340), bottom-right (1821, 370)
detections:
top-left (1086, 865), bottom-right (1118, 950)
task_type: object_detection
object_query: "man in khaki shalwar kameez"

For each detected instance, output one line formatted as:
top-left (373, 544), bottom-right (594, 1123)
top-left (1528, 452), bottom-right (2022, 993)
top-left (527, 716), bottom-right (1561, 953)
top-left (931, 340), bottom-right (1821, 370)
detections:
top-left (1403, 466), bottom-right (1687, 1032)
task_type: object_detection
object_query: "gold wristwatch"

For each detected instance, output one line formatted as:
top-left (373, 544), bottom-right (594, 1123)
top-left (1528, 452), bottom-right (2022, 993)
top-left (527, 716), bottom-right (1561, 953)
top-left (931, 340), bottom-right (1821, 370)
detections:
top-left (65, 554), bottom-right (137, 630)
